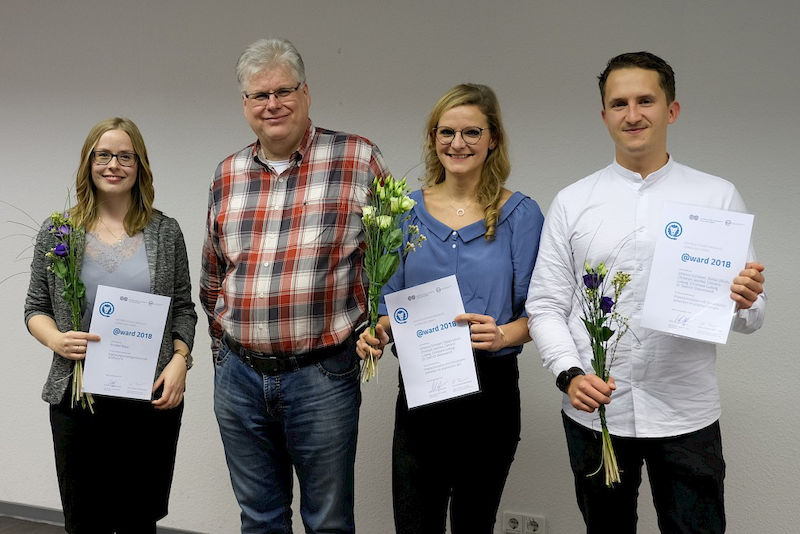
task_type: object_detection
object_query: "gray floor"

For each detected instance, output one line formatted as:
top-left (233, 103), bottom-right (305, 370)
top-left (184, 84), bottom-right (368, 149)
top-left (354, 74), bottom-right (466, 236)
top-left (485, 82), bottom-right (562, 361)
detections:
top-left (0, 516), bottom-right (64, 533)
top-left (0, 515), bottom-right (203, 534)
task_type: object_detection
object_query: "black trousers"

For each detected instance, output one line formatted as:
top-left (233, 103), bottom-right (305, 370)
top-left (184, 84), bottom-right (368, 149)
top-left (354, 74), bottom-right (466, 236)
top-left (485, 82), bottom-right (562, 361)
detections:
top-left (392, 353), bottom-right (521, 534)
top-left (562, 412), bottom-right (726, 534)
top-left (50, 392), bottom-right (183, 534)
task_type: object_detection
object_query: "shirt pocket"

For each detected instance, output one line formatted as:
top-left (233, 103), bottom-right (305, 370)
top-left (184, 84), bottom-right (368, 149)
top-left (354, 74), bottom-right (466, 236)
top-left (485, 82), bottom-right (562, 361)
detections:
top-left (298, 199), bottom-right (361, 249)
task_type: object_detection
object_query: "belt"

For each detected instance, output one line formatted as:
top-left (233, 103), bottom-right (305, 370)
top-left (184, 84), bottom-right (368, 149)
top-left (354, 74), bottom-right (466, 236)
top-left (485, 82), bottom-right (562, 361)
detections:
top-left (222, 333), bottom-right (351, 375)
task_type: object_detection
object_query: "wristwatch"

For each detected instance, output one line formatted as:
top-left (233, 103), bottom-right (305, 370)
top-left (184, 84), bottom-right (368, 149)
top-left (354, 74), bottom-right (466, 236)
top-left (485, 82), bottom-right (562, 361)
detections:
top-left (556, 367), bottom-right (585, 393)
top-left (175, 349), bottom-right (193, 370)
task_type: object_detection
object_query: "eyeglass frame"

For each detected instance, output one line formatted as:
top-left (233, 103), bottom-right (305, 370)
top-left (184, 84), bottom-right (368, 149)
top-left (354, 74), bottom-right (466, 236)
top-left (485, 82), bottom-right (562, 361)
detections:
top-left (91, 150), bottom-right (139, 167)
top-left (432, 126), bottom-right (490, 146)
top-left (242, 81), bottom-right (305, 106)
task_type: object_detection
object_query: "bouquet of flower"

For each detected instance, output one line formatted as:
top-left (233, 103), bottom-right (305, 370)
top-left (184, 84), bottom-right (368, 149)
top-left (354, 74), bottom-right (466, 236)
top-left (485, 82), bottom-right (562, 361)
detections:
top-left (580, 261), bottom-right (631, 486)
top-left (361, 175), bottom-right (424, 382)
top-left (46, 211), bottom-right (94, 412)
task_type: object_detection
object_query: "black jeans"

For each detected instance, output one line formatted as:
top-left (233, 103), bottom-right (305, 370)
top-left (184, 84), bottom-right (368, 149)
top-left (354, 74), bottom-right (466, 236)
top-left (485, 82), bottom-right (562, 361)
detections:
top-left (50, 392), bottom-right (183, 534)
top-left (392, 353), bottom-right (521, 534)
top-left (562, 412), bottom-right (726, 534)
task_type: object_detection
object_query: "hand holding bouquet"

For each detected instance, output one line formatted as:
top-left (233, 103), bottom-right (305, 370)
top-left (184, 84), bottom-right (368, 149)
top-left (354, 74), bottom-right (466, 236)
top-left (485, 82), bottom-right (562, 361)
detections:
top-left (46, 211), bottom-right (94, 412)
top-left (579, 261), bottom-right (631, 486)
top-left (360, 176), bottom-right (424, 382)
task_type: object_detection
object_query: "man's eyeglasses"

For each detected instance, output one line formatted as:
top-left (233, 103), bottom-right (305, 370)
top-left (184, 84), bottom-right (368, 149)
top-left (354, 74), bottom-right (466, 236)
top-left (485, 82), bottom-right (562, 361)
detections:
top-left (92, 151), bottom-right (138, 167)
top-left (243, 82), bottom-right (304, 107)
top-left (433, 126), bottom-right (489, 145)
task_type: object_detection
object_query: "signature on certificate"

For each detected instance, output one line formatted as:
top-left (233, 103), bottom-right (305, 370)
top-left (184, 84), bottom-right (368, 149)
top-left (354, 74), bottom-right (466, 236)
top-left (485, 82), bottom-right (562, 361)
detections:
top-left (669, 313), bottom-right (691, 327)
top-left (428, 378), bottom-right (447, 395)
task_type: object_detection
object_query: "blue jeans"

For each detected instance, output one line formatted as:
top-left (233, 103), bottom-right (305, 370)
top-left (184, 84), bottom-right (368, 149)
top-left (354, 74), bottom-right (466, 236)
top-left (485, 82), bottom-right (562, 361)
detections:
top-left (214, 338), bottom-right (361, 534)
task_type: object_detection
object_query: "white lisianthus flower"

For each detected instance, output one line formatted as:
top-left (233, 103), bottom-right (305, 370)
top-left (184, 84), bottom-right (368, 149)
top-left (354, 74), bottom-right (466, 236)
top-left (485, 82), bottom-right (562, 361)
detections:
top-left (389, 195), bottom-right (416, 214)
top-left (376, 215), bottom-right (392, 229)
top-left (361, 205), bottom-right (376, 224)
top-left (399, 196), bottom-right (416, 211)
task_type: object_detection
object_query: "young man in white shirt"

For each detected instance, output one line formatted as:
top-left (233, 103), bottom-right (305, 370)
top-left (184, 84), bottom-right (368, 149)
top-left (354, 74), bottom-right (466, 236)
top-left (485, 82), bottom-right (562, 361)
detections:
top-left (526, 51), bottom-right (766, 533)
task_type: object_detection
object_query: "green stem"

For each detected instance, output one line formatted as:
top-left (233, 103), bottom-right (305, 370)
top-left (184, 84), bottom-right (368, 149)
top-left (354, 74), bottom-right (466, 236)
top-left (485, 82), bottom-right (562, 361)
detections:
top-left (597, 405), bottom-right (620, 486)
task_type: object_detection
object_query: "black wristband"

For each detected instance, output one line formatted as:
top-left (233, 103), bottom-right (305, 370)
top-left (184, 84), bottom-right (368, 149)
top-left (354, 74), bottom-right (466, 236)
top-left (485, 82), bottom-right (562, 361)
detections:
top-left (556, 367), bottom-right (585, 393)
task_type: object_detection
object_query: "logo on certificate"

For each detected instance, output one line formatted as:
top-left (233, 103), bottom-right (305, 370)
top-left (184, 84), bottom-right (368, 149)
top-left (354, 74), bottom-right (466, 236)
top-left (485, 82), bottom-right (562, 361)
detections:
top-left (665, 221), bottom-right (683, 240)
top-left (393, 307), bottom-right (409, 324)
top-left (98, 301), bottom-right (115, 317)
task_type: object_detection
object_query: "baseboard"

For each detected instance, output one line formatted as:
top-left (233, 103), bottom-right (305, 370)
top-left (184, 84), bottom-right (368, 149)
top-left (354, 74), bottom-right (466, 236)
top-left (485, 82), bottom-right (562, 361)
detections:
top-left (0, 500), bottom-right (203, 533)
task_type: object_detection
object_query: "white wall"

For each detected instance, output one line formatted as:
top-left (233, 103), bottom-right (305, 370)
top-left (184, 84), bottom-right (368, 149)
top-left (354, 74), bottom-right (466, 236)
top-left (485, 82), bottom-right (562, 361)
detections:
top-left (1, 1), bottom-right (797, 533)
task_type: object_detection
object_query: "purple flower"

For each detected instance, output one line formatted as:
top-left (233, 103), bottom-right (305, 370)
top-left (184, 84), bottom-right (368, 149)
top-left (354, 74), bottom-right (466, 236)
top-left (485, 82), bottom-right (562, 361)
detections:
top-left (57, 224), bottom-right (71, 236)
top-left (600, 296), bottom-right (614, 314)
top-left (583, 272), bottom-right (603, 289)
top-left (53, 242), bottom-right (70, 257)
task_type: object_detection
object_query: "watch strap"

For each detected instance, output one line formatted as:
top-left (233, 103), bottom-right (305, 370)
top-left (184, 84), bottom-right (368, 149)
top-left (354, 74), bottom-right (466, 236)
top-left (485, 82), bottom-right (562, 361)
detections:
top-left (174, 349), bottom-right (193, 370)
top-left (556, 366), bottom-right (585, 393)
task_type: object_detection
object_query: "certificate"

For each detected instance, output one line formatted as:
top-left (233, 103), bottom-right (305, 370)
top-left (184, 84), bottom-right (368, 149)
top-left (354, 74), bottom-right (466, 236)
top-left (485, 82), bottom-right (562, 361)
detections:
top-left (384, 275), bottom-right (479, 409)
top-left (82, 285), bottom-right (171, 400)
top-left (640, 202), bottom-right (754, 344)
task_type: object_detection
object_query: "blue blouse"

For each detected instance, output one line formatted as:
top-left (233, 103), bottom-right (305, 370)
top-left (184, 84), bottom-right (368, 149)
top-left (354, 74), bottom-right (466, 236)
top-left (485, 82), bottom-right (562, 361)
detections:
top-left (379, 189), bottom-right (544, 357)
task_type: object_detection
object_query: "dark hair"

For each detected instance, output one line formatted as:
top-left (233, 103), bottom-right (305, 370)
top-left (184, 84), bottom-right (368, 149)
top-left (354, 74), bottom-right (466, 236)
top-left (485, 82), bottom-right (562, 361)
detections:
top-left (598, 51), bottom-right (675, 106)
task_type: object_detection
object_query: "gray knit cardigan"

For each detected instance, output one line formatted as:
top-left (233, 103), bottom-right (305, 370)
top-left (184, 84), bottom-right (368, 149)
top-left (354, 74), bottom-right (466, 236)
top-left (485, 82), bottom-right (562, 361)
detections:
top-left (24, 211), bottom-right (197, 404)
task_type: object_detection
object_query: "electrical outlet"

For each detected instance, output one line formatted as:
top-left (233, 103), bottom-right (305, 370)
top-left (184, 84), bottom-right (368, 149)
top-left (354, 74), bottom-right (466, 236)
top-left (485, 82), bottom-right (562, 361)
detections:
top-left (523, 514), bottom-right (546, 534)
top-left (502, 511), bottom-right (523, 533)
top-left (503, 510), bottom-right (546, 534)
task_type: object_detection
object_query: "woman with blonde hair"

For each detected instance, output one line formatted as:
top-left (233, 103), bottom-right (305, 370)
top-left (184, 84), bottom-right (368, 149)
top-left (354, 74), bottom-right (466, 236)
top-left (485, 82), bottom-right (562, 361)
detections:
top-left (25, 117), bottom-right (196, 533)
top-left (357, 84), bottom-right (544, 533)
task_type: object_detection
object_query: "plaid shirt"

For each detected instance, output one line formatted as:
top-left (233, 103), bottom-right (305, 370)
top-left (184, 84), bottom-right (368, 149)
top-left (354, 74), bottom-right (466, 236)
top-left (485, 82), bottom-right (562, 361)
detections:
top-left (200, 122), bottom-right (390, 355)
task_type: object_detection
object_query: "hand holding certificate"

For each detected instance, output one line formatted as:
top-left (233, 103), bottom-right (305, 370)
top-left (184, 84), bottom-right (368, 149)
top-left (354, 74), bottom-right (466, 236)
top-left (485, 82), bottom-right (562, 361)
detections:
top-left (384, 275), bottom-right (479, 409)
top-left (640, 202), bottom-right (754, 344)
top-left (82, 285), bottom-right (171, 400)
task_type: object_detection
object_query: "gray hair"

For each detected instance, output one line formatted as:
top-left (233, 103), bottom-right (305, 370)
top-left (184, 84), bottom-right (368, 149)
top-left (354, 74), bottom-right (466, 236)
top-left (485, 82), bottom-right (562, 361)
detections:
top-left (236, 38), bottom-right (306, 91)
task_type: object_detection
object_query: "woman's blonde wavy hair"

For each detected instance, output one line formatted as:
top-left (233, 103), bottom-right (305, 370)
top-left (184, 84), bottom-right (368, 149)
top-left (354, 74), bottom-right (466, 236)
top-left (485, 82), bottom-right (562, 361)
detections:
top-left (70, 117), bottom-right (155, 235)
top-left (423, 83), bottom-right (510, 241)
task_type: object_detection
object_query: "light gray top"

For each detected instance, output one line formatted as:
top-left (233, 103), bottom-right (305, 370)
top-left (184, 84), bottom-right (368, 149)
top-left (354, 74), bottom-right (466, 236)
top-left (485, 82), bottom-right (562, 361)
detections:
top-left (80, 232), bottom-right (150, 329)
top-left (25, 211), bottom-right (197, 404)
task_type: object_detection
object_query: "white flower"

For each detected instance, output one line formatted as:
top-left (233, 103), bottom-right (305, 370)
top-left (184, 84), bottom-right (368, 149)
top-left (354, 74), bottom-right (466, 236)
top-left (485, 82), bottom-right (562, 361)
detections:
top-left (376, 215), bottom-right (392, 229)
top-left (389, 195), bottom-right (416, 215)
top-left (399, 195), bottom-right (416, 211)
top-left (361, 205), bottom-right (376, 224)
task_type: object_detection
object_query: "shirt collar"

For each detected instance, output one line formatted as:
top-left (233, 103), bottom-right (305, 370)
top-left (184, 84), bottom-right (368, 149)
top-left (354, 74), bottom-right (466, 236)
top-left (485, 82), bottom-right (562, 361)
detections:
top-left (294, 120), bottom-right (315, 161)
top-left (611, 155), bottom-right (674, 186)
top-left (414, 190), bottom-right (525, 244)
top-left (252, 119), bottom-right (315, 165)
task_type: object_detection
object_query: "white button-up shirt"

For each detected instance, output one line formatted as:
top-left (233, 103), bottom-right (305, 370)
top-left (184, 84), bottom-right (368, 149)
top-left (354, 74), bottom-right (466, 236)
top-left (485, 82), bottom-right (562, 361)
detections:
top-left (526, 158), bottom-right (765, 438)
